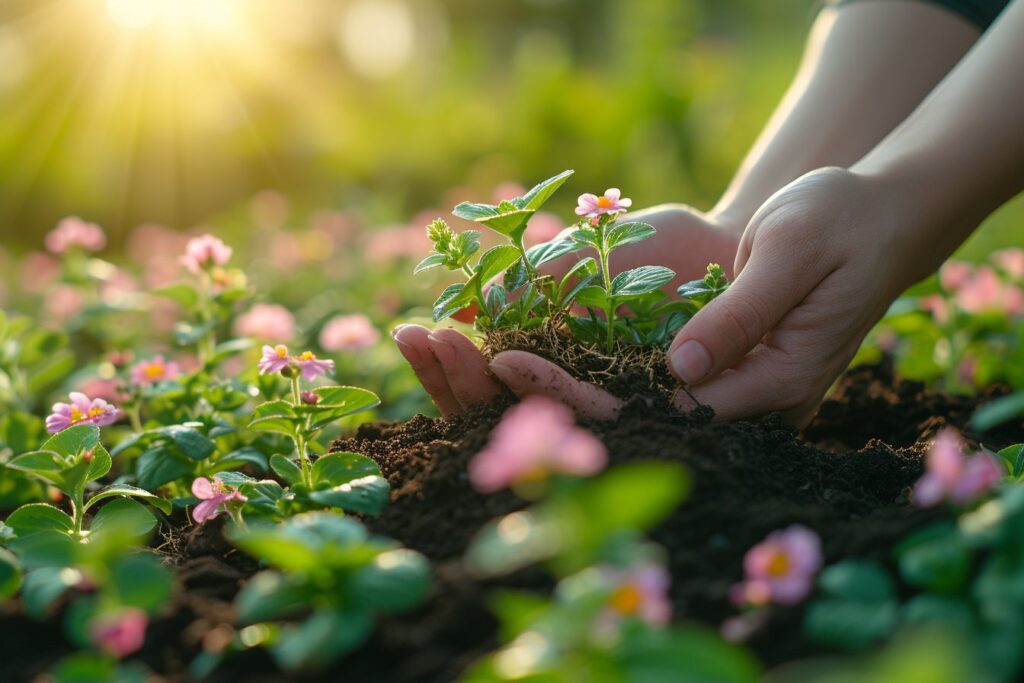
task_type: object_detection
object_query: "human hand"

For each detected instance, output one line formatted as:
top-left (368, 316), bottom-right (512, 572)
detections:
top-left (667, 167), bottom-right (913, 426)
top-left (393, 206), bottom-right (742, 416)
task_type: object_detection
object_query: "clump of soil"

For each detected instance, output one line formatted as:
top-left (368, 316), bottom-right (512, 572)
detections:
top-left (482, 321), bottom-right (679, 402)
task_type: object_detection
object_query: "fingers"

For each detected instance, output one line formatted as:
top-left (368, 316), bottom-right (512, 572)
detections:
top-left (392, 324), bottom-right (462, 415)
top-left (667, 248), bottom-right (824, 386)
top-left (489, 350), bottom-right (623, 420)
top-left (425, 328), bottom-right (504, 408)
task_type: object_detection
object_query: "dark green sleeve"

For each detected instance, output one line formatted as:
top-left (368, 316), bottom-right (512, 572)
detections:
top-left (833, 0), bottom-right (1010, 30)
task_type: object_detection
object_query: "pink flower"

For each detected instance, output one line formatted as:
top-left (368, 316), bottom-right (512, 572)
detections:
top-left (300, 390), bottom-right (321, 405)
top-left (181, 234), bottom-right (233, 274)
top-left (234, 304), bottom-right (296, 341)
top-left (575, 188), bottom-right (632, 218)
top-left (319, 314), bottom-right (381, 352)
top-left (912, 429), bottom-right (1003, 507)
top-left (45, 285), bottom-right (86, 323)
top-left (258, 344), bottom-right (292, 375)
top-left (191, 477), bottom-right (247, 524)
top-left (90, 608), bottom-right (148, 658)
top-left (294, 350), bottom-right (334, 380)
top-left (129, 355), bottom-right (181, 387)
top-left (939, 261), bottom-right (974, 292)
top-left (46, 392), bottom-right (120, 433)
top-left (76, 377), bottom-right (125, 404)
top-left (731, 525), bottom-right (822, 607)
top-left (468, 396), bottom-right (607, 493)
top-left (20, 252), bottom-right (60, 294)
top-left (956, 266), bottom-right (1005, 314)
top-left (600, 564), bottom-right (672, 628)
top-left (918, 294), bottom-right (950, 325)
top-left (45, 217), bottom-right (106, 254)
top-left (993, 248), bottom-right (1024, 280)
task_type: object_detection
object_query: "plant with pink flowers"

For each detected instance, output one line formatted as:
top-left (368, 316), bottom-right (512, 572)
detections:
top-left (911, 429), bottom-right (1004, 507)
top-left (730, 525), bottom-right (823, 608)
top-left (190, 475), bottom-right (247, 525)
top-left (417, 170), bottom-right (727, 352)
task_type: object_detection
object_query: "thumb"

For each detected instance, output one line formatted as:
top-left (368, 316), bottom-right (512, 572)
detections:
top-left (667, 250), bottom-right (818, 385)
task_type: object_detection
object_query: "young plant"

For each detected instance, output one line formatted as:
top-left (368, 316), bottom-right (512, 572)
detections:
top-left (192, 512), bottom-right (429, 673)
top-left (5, 424), bottom-right (170, 541)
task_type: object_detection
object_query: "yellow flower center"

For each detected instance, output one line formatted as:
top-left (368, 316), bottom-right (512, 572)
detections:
top-left (70, 407), bottom-right (85, 423)
top-left (609, 584), bottom-right (642, 615)
top-left (299, 351), bottom-right (316, 361)
top-left (597, 196), bottom-right (613, 209)
top-left (88, 407), bottom-right (106, 419)
top-left (144, 364), bottom-right (165, 378)
top-left (766, 551), bottom-right (790, 577)
top-left (274, 345), bottom-right (289, 359)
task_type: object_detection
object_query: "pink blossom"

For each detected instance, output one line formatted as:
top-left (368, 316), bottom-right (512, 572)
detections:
top-left (468, 396), bottom-right (607, 493)
top-left (731, 525), bottom-right (822, 607)
top-left (993, 248), bottom-right (1024, 279)
top-left (235, 304), bottom-right (296, 341)
top-left (45, 285), bottom-right (85, 323)
top-left (130, 355), bottom-right (181, 386)
top-left (181, 234), bottom-right (233, 274)
top-left (365, 223), bottom-right (432, 264)
top-left (19, 252), bottom-right (60, 294)
top-left (300, 390), bottom-right (321, 405)
top-left (191, 477), bottom-right (247, 524)
top-left (912, 429), bottom-right (1003, 507)
top-left (918, 294), bottom-right (950, 325)
top-left (294, 350), bottom-right (334, 380)
top-left (258, 344), bottom-right (292, 375)
top-left (956, 266), bottom-right (1005, 313)
top-left (90, 608), bottom-right (148, 658)
top-left (939, 261), bottom-right (974, 292)
top-left (46, 392), bottom-right (120, 433)
top-left (76, 377), bottom-right (125, 404)
top-left (525, 211), bottom-right (567, 247)
top-left (575, 188), bottom-right (632, 218)
top-left (599, 564), bottom-right (672, 628)
top-left (319, 314), bottom-right (381, 351)
top-left (45, 217), bottom-right (106, 254)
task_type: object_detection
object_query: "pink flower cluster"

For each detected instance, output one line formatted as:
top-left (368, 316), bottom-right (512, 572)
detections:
top-left (191, 477), bottom-right (247, 524)
top-left (319, 313), bottom-right (380, 352)
top-left (575, 189), bottom-right (631, 219)
top-left (181, 234), bottom-right (233, 274)
top-left (731, 525), bottom-right (822, 607)
top-left (129, 355), bottom-right (181, 387)
top-left (912, 429), bottom-right (1003, 507)
top-left (923, 258), bottom-right (1024, 323)
top-left (46, 392), bottom-right (120, 433)
top-left (599, 564), bottom-right (672, 629)
top-left (90, 608), bottom-right (148, 658)
top-left (258, 344), bottom-right (334, 380)
top-left (45, 217), bottom-right (106, 254)
top-left (468, 396), bottom-right (607, 493)
top-left (235, 304), bottom-right (296, 342)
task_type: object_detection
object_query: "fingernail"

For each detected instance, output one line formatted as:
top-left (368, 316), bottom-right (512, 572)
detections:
top-left (426, 333), bottom-right (456, 364)
top-left (670, 339), bottom-right (712, 384)
top-left (390, 324), bottom-right (409, 340)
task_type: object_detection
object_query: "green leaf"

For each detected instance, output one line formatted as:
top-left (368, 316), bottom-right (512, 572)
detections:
top-left (452, 202), bottom-right (500, 221)
top-left (234, 570), bottom-right (311, 624)
top-left (580, 461), bottom-right (690, 533)
top-left (109, 552), bottom-right (172, 611)
top-left (611, 266), bottom-right (675, 298)
top-left (6, 450), bottom-right (66, 486)
top-left (272, 609), bottom-right (373, 671)
top-left (970, 391), bottom-right (1024, 432)
top-left (270, 454), bottom-right (303, 485)
top-left (476, 245), bottom-right (522, 283)
top-left (156, 425), bottom-right (216, 461)
top-left (619, 627), bottom-right (761, 683)
top-left (817, 560), bottom-right (897, 602)
top-left (6, 503), bottom-right (75, 537)
top-left (573, 285), bottom-right (610, 309)
top-left (312, 452), bottom-right (382, 487)
top-left (213, 447), bottom-right (268, 472)
top-left (519, 170), bottom-right (574, 211)
top-left (413, 253), bottom-right (448, 274)
top-left (995, 443), bottom-right (1024, 478)
top-left (897, 524), bottom-right (972, 593)
top-left (228, 513), bottom-right (370, 572)
top-left (249, 400), bottom-right (300, 436)
top-left (432, 283), bottom-right (472, 322)
top-left (606, 221), bottom-right (656, 250)
top-left (476, 209), bottom-right (535, 242)
top-left (42, 424), bottom-right (101, 458)
top-left (526, 238), bottom-right (580, 269)
top-left (309, 386), bottom-right (381, 414)
top-left (239, 480), bottom-right (285, 517)
top-left (136, 446), bottom-right (193, 491)
top-left (308, 475), bottom-right (391, 515)
top-left (84, 484), bottom-right (172, 515)
top-left (210, 338), bottom-right (254, 364)
top-left (804, 598), bottom-right (898, 650)
top-left (90, 498), bottom-right (157, 538)
top-left (349, 548), bottom-right (430, 613)
top-left (21, 566), bottom-right (78, 617)
top-left (151, 283), bottom-right (199, 308)
top-left (8, 530), bottom-right (77, 569)
top-left (0, 547), bottom-right (22, 600)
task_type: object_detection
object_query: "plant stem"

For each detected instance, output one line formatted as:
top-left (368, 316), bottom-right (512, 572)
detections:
top-left (72, 495), bottom-right (84, 538)
top-left (290, 376), bottom-right (312, 488)
top-left (596, 232), bottom-right (615, 353)
top-left (514, 235), bottom-right (535, 280)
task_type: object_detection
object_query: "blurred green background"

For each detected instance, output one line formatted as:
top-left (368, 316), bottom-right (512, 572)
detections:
top-left (0, 0), bottom-right (1019, 255)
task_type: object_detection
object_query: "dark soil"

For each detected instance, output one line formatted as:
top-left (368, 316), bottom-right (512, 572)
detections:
top-left (3, 362), bottom-right (1022, 683)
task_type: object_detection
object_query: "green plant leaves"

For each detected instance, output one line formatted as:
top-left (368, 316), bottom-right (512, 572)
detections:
top-left (0, 547), bottom-right (22, 600)
top-left (6, 503), bottom-right (75, 537)
top-left (270, 454), bottom-right (303, 485)
top-left (90, 498), bottom-right (157, 538)
top-left (414, 253), bottom-right (448, 274)
top-left (476, 245), bottom-right (523, 283)
top-left (432, 283), bottom-right (473, 322)
top-left (804, 560), bottom-right (899, 651)
top-left (272, 608), bottom-right (373, 671)
top-left (605, 221), bottom-right (656, 250)
top-left (995, 443), bottom-right (1024, 479)
top-left (611, 266), bottom-right (675, 298)
top-left (527, 239), bottom-right (581, 269)
top-left (234, 570), bottom-right (311, 624)
top-left (84, 484), bottom-right (172, 515)
top-left (311, 452), bottom-right (381, 487)
top-left (308, 475), bottom-right (391, 515)
top-left (897, 523), bottom-right (972, 593)
top-left (349, 548), bottom-right (431, 613)
top-left (519, 169), bottom-right (574, 211)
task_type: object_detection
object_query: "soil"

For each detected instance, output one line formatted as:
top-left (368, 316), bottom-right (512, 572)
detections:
top-left (3, 361), bottom-right (1022, 683)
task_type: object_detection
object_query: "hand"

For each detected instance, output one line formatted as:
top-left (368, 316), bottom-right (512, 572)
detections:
top-left (667, 167), bottom-right (910, 427)
top-left (393, 206), bottom-right (742, 416)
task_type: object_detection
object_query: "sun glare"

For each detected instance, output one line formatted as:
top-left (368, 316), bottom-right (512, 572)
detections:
top-left (106, 0), bottom-right (239, 33)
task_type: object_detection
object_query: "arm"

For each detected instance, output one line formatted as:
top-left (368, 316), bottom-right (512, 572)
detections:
top-left (668, 0), bottom-right (1024, 426)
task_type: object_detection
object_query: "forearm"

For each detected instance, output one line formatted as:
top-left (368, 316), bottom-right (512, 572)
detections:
top-left (709, 0), bottom-right (979, 232)
top-left (854, 0), bottom-right (1024, 286)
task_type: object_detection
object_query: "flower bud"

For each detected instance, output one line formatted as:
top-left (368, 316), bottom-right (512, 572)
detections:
top-left (300, 390), bottom-right (321, 405)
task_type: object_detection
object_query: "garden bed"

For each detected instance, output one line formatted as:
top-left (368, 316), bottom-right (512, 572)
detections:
top-left (3, 362), bottom-right (1020, 683)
